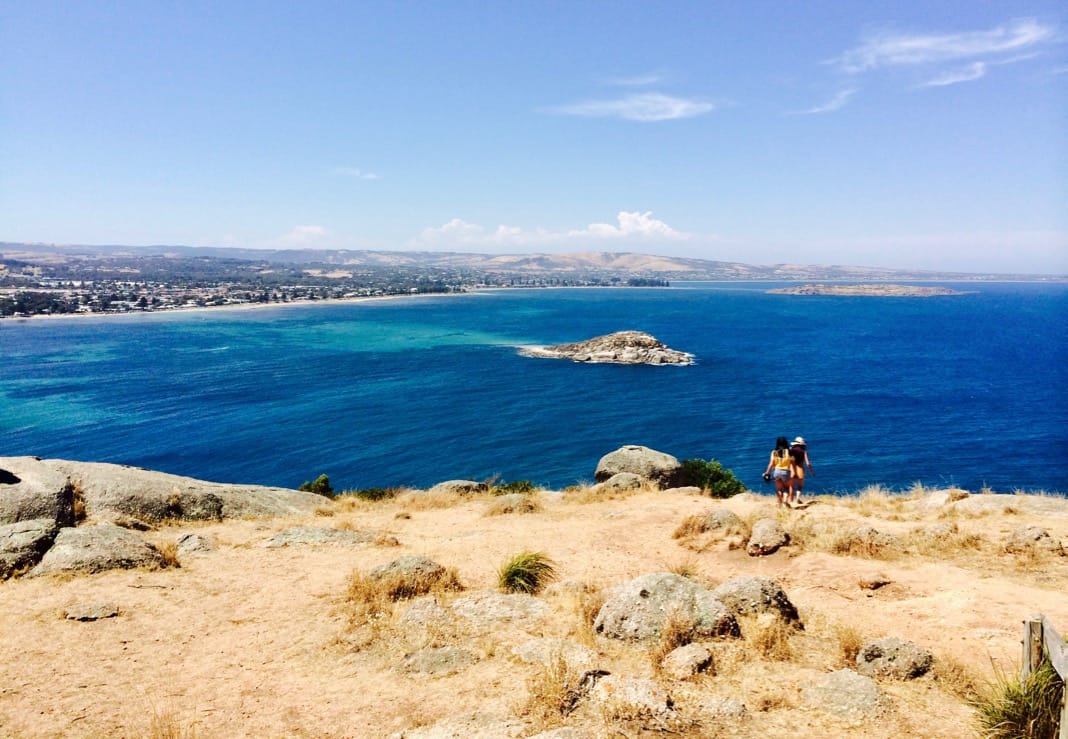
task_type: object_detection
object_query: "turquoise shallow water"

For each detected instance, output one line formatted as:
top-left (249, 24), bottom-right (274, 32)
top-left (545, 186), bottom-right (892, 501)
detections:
top-left (1, 283), bottom-right (1065, 494)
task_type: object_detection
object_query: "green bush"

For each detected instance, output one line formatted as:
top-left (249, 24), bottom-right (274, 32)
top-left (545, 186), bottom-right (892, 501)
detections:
top-left (498, 551), bottom-right (558, 594)
top-left (349, 486), bottom-right (399, 502)
top-left (299, 474), bottom-right (335, 498)
top-left (678, 458), bottom-right (745, 498)
top-left (491, 479), bottom-right (539, 495)
top-left (974, 658), bottom-right (1064, 738)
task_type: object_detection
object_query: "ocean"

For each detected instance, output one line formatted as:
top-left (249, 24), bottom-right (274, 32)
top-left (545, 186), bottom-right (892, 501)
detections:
top-left (1, 282), bottom-right (1065, 495)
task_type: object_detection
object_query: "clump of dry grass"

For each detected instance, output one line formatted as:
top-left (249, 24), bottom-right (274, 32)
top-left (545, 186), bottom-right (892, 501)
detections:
top-left (651, 609), bottom-right (700, 671)
top-left (739, 614), bottom-right (795, 662)
top-left (932, 655), bottom-right (982, 702)
top-left (498, 551), bottom-right (557, 594)
top-left (485, 493), bottom-right (543, 516)
top-left (665, 556), bottom-right (699, 579)
top-left (672, 514), bottom-right (708, 540)
top-left (155, 542), bottom-right (181, 570)
top-left (146, 706), bottom-right (197, 739)
top-left (833, 623), bottom-right (863, 668)
top-left (521, 651), bottom-right (591, 729)
top-left (569, 583), bottom-right (605, 644)
top-left (343, 565), bottom-right (462, 639)
top-left (69, 480), bottom-right (87, 523)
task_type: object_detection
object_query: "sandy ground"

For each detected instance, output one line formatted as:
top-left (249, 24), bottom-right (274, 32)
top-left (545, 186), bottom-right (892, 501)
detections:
top-left (1, 488), bottom-right (1066, 738)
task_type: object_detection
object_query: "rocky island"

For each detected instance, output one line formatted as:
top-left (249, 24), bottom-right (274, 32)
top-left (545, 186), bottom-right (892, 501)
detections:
top-left (519, 330), bottom-right (693, 365)
top-left (767, 283), bottom-right (964, 297)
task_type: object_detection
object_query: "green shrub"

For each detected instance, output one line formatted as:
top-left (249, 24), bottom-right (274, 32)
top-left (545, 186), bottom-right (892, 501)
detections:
top-left (350, 487), bottom-right (399, 502)
top-left (678, 458), bottom-right (745, 498)
top-left (299, 474), bottom-right (335, 498)
top-left (498, 551), bottom-right (558, 594)
top-left (491, 479), bottom-right (539, 495)
top-left (974, 658), bottom-right (1064, 738)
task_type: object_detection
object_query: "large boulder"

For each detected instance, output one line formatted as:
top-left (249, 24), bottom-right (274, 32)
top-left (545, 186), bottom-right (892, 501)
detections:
top-left (746, 519), bottom-right (788, 556)
top-left (594, 573), bottom-right (739, 641)
top-left (595, 446), bottom-right (681, 489)
top-left (0, 518), bottom-right (59, 579)
top-left (710, 576), bottom-right (802, 627)
top-left (1005, 525), bottom-right (1064, 555)
top-left (10, 458), bottom-right (325, 522)
top-left (0, 457), bottom-right (75, 526)
top-left (29, 522), bottom-right (164, 576)
top-left (426, 480), bottom-right (488, 496)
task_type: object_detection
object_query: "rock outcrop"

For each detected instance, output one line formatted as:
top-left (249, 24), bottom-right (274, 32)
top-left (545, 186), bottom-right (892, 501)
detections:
top-left (594, 573), bottom-right (739, 641)
top-left (710, 576), bottom-right (802, 627)
top-left (29, 522), bottom-right (165, 576)
top-left (0, 518), bottom-right (59, 579)
top-left (856, 638), bottom-right (933, 679)
top-left (746, 518), bottom-right (789, 556)
top-left (1, 457), bottom-right (325, 524)
top-left (595, 446), bottom-right (682, 489)
top-left (519, 331), bottom-right (693, 365)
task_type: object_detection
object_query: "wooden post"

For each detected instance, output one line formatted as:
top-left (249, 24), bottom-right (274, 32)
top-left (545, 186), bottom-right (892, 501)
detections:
top-left (1023, 615), bottom-right (1044, 681)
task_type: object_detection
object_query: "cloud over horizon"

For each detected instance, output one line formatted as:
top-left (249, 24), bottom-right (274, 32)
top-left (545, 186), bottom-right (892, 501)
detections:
top-left (417, 211), bottom-right (690, 248)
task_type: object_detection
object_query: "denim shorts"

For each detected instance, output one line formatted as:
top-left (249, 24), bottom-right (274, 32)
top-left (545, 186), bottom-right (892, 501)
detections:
top-left (772, 468), bottom-right (791, 480)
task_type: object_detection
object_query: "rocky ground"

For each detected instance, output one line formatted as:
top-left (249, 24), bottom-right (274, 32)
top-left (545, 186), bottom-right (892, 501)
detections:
top-left (1, 456), bottom-right (1066, 738)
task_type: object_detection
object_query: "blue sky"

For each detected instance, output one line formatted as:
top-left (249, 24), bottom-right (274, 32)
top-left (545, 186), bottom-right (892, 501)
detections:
top-left (2, 2), bottom-right (1065, 273)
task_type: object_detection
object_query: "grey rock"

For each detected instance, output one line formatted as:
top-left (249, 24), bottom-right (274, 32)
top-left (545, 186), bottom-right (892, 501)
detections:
top-left (703, 508), bottom-right (745, 533)
top-left (1006, 525), bottom-right (1064, 555)
top-left (262, 526), bottom-right (376, 548)
top-left (856, 637), bottom-right (933, 679)
top-left (29, 523), bottom-right (164, 576)
top-left (520, 331), bottom-right (693, 366)
top-left (399, 596), bottom-right (453, 628)
top-left (851, 526), bottom-right (899, 552)
top-left (0, 518), bottom-right (59, 579)
top-left (63, 603), bottom-right (120, 621)
top-left (746, 518), bottom-right (788, 556)
top-left (802, 669), bottom-right (883, 718)
top-left (6, 458), bottom-right (325, 522)
top-left (401, 647), bottom-right (477, 677)
top-left (595, 446), bottom-right (682, 489)
top-left (701, 697), bottom-right (747, 719)
top-left (663, 486), bottom-right (703, 495)
top-left (175, 532), bottom-right (217, 556)
top-left (602, 472), bottom-right (643, 491)
top-left (591, 676), bottom-right (677, 727)
top-left (426, 480), bottom-right (487, 496)
top-left (0, 457), bottom-right (74, 526)
top-left (710, 576), bottom-right (802, 627)
top-left (370, 555), bottom-right (446, 582)
top-left (594, 573), bottom-right (739, 641)
top-left (660, 643), bottom-right (713, 680)
top-left (512, 638), bottom-right (598, 671)
top-left (450, 591), bottom-right (548, 627)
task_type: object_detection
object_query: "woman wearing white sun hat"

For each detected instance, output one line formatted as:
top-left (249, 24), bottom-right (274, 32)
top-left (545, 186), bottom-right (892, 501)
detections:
top-left (789, 437), bottom-right (813, 505)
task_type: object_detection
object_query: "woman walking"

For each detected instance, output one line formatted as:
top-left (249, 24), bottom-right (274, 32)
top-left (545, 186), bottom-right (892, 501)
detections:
top-left (764, 436), bottom-right (795, 508)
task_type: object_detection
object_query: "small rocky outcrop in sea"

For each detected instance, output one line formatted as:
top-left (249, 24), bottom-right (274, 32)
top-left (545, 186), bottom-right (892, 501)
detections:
top-left (519, 331), bottom-right (693, 365)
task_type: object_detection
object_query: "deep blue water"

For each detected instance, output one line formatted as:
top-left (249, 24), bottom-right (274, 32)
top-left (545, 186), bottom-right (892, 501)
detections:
top-left (1, 283), bottom-right (1065, 494)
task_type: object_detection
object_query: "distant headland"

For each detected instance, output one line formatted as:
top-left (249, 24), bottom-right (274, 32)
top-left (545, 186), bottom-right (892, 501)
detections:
top-left (767, 284), bottom-right (967, 297)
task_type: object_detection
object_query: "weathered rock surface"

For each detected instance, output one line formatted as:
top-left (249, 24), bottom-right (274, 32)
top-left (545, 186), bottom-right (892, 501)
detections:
top-left (29, 522), bottom-right (164, 576)
top-left (263, 526), bottom-right (376, 548)
top-left (63, 603), bottom-right (121, 621)
top-left (591, 676), bottom-right (678, 728)
top-left (600, 472), bottom-right (643, 491)
top-left (802, 669), bottom-right (884, 718)
top-left (175, 532), bottom-right (217, 556)
top-left (746, 518), bottom-right (788, 556)
top-left (512, 638), bottom-right (598, 671)
top-left (369, 555), bottom-right (446, 582)
top-left (856, 637), bottom-right (933, 679)
top-left (710, 576), bottom-right (802, 627)
top-left (0, 518), bottom-right (59, 578)
top-left (703, 508), bottom-right (745, 533)
top-left (520, 331), bottom-right (693, 365)
top-left (594, 573), bottom-right (739, 641)
top-left (401, 646), bottom-right (477, 677)
top-left (1005, 524), bottom-right (1064, 555)
top-left (0, 457), bottom-right (74, 526)
top-left (1, 457), bottom-right (324, 523)
top-left (595, 446), bottom-right (682, 489)
top-left (426, 480), bottom-right (488, 496)
top-left (660, 643), bottom-right (714, 680)
top-left (450, 591), bottom-right (549, 628)
top-left (390, 713), bottom-right (528, 738)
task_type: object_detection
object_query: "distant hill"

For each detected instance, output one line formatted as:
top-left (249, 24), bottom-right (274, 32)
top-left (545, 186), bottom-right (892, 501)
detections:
top-left (0, 242), bottom-right (1061, 282)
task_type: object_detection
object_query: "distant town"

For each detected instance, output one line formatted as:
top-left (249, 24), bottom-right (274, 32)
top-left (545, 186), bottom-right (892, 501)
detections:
top-left (1, 242), bottom-right (1059, 318)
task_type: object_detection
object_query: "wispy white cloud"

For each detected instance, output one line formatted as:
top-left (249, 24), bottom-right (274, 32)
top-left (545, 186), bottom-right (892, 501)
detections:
top-left (920, 62), bottom-right (988, 87)
top-left (607, 73), bottom-right (664, 87)
top-left (835, 17), bottom-right (1055, 73)
top-left (793, 88), bottom-right (858, 114)
top-left (332, 166), bottom-right (380, 180)
top-left (417, 211), bottom-right (689, 247)
top-left (549, 92), bottom-right (714, 122)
